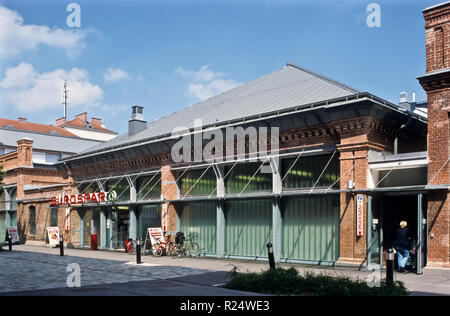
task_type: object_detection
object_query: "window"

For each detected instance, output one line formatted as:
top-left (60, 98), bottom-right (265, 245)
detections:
top-left (29, 206), bottom-right (36, 235)
top-left (50, 207), bottom-right (58, 227)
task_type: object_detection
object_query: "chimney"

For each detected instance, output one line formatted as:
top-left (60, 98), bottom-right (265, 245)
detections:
top-left (91, 118), bottom-right (102, 128)
top-left (400, 92), bottom-right (408, 103)
top-left (17, 138), bottom-right (33, 167)
top-left (18, 117), bottom-right (27, 122)
top-left (75, 112), bottom-right (88, 122)
top-left (399, 91), bottom-right (414, 112)
top-left (128, 106), bottom-right (147, 136)
top-left (56, 117), bottom-right (67, 126)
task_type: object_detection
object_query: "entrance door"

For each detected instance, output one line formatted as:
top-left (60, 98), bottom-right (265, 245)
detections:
top-left (111, 208), bottom-right (130, 249)
top-left (367, 196), bottom-right (383, 270)
top-left (374, 193), bottom-right (427, 275)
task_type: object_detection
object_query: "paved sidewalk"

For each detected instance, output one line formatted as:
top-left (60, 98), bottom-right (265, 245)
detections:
top-left (1, 245), bottom-right (449, 296)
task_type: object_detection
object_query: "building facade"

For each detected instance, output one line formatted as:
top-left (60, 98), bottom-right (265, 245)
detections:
top-left (56, 61), bottom-right (434, 269)
top-left (0, 119), bottom-right (104, 245)
top-left (3, 2), bottom-right (449, 270)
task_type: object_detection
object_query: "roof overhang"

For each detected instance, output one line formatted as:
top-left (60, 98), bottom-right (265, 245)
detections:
top-left (59, 92), bottom-right (427, 166)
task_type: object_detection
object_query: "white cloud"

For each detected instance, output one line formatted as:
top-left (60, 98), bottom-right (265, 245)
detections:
top-left (103, 67), bottom-right (132, 83)
top-left (175, 65), bottom-right (240, 101)
top-left (0, 5), bottom-right (87, 58)
top-left (0, 62), bottom-right (103, 113)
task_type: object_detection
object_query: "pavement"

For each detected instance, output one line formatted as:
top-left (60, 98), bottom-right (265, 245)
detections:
top-left (1, 245), bottom-right (449, 296)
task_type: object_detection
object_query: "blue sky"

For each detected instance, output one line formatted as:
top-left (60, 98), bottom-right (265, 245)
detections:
top-left (0, 0), bottom-right (439, 135)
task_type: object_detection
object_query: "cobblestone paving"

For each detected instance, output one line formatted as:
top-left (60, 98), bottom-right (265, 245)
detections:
top-left (0, 249), bottom-right (212, 293)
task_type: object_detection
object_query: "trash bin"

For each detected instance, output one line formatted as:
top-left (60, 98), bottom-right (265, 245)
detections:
top-left (91, 234), bottom-right (98, 250)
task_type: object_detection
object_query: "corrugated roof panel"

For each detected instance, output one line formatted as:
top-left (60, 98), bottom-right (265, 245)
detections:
top-left (78, 63), bottom-right (359, 155)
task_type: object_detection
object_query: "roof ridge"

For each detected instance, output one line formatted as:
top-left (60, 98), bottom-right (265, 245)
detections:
top-left (286, 62), bottom-right (360, 94)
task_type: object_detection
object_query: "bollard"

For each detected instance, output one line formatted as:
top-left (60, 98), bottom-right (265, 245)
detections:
top-left (8, 235), bottom-right (12, 251)
top-left (386, 248), bottom-right (395, 285)
top-left (136, 239), bottom-right (141, 264)
top-left (59, 235), bottom-right (64, 256)
top-left (266, 243), bottom-right (276, 270)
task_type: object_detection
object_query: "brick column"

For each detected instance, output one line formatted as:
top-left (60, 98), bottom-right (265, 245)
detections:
top-left (337, 134), bottom-right (369, 265)
top-left (17, 138), bottom-right (33, 167)
top-left (161, 165), bottom-right (179, 233)
top-left (419, 2), bottom-right (450, 267)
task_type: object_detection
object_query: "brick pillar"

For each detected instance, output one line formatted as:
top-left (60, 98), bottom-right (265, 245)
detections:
top-left (337, 134), bottom-right (369, 265)
top-left (419, 2), bottom-right (450, 267)
top-left (161, 165), bottom-right (179, 233)
top-left (17, 138), bottom-right (33, 167)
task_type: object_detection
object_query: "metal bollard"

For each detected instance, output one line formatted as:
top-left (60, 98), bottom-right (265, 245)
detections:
top-left (136, 239), bottom-right (141, 264)
top-left (8, 235), bottom-right (12, 251)
top-left (266, 243), bottom-right (276, 270)
top-left (386, 248), bottom-right (395, 284)
top-left (59, 235), bottom-right (64, 256)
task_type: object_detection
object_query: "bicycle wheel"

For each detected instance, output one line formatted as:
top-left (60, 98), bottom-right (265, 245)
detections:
top-left (186, 243), bottom-right (200, 257)
top-left (152, 244), bottom-right (163, 257)
top-left (175, 244), bottom-right (186, 257)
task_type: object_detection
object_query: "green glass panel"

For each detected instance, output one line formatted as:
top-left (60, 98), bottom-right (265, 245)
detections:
top-left (282, 196), bottom-right (340, 262)
top-left (137, 175), bottom-right (161, 200)
top-left (282, 154), bottom-right (340, 190)
top-left (180, 201), bottom-right (217, 255)
top-left (106, 178), bottom-right (130, 202)
top-left (225, 199), bottom-right (272, 257)
top-left (137, 204), bottom-right (161, 239)
top-left (180, 168), bottom-right (216, 196)
top-left (225, 163), bottom-right (272, 194)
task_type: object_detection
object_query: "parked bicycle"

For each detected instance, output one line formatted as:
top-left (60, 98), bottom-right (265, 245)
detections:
top-left (171, 232), bottom-right (201, 257)
top-left (151, 233), bottom-right (176, 257)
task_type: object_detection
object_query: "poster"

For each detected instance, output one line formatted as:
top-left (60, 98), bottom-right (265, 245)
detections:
top-left (47, 227), bottom-right (60, 246)
top-left (6, 226), bottom-right (20, 243)
top-left (148, 227), bottom-right (164, 245)
top-left (162, 203), bottom-right (168, 232)
top-left (356, 194), bottom-right (364, 236)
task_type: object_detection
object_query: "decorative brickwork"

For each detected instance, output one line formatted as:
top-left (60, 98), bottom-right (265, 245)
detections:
top-left (419, 2), bottom-right (450, 267)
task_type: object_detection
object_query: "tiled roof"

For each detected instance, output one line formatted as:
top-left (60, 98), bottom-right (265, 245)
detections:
top-left (64, 117), bottom-right (116, 133)
top-left (0, 119), bottom-right (77, 137)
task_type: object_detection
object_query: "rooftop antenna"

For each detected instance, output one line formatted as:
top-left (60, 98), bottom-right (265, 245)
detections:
top-left (62, 80), bottom-right (69, 119)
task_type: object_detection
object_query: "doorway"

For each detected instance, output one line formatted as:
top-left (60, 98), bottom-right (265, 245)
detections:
top-left (110, 207), bottom-right (130, 249)
top-left (368, 193), bottom-right (427, 274)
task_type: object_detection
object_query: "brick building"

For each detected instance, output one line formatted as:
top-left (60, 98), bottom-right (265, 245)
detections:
top-left (3, 2), bottom-right (449, 271)
top-left (56, 59), bottom-right (432, 270)
top-left (418, 1), bottom-right (450, 267)
top-left (0, 118), bottom-right (103, 245)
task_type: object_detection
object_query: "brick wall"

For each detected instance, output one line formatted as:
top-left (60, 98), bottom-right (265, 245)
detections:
top-left (161, 165), bottom-right (178, 232)
top-left (420, 2), bottom-right (450, 266)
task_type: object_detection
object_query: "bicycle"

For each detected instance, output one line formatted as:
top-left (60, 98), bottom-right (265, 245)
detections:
top-left (172, 232), bottom-right (201, 257)
top-left (151, 234), bottom-right (175, 257)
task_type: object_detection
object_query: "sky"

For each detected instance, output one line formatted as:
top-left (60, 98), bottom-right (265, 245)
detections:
top-left (0, 0), bottom-right (440, 135)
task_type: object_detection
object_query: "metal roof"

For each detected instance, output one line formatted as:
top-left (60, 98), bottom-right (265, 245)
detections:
top-left (0, 128), bottom-right (103, 154)
top-left (76, 63), bottom-right (359, 156)
top-left (423, 1), bottom-right (450, 12)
